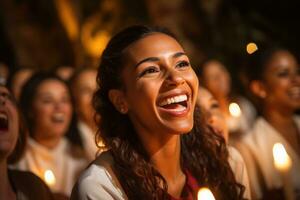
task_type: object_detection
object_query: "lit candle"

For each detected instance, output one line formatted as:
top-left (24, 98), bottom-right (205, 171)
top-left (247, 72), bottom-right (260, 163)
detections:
top-left (197, 187), bottom-right (215, 200)
top-left (44, 169), bottom-right (56, 187)
top-left (272, 143), bottom-right (294, 200)
top-left (229, 102), bottom-right (241, 117)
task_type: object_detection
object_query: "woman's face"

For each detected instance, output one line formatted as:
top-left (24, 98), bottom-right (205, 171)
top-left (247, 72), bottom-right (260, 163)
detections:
top-left (114, 33), bottom-right (198, 139)
top-left (202, 60), bottom-right (231, 99)
top-left (73, 70), bottom-right (97, 125)
top-left (197, 87), bottom-right (228, 142)
top-left (32, 80), bottom-right (72, 140)
top-left (0, 86), bottom-right (19, 158)
top-left (261, 50), bottom-right (300, 111)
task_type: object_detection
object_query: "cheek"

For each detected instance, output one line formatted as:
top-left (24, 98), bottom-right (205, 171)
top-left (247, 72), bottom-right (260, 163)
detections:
top-left (64, 103), bottom-right (73, 118)
top-left (127, 79), bottom-right (160, 106)
top-left (33, 104), bottom-right (52, 120)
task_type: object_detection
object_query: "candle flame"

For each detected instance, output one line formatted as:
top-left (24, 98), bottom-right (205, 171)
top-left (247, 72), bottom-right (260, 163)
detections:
top-left (44, 170), bottom-right (56, 186)
top-left (273, 143), bottom-right (292, 171)
top-left (229, 103), bottom-right (241, 117)
top-left (197, 187), bottom-right (215, 200)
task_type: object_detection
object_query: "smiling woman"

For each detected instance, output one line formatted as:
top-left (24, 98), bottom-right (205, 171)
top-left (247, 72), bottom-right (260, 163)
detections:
top-left (71, 25), bottom-right (245, 200)
top-left (0, 84), bottom-right (54, 200)
top-left (13, 72), bottom-right (88, 198)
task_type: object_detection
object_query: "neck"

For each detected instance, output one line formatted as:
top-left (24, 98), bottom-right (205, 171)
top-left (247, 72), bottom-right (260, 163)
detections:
top-left (217, 96), bottom-right (230, 115)
top-left (140, 133), bottom-right (185, 197)
top-left (149, 136), bottom-right (182, 182)
top-left (0, 159), bottom-right (16, 200)
top-left (33, 134), bottom-right (61, 149)
top-left (263, 106), bottom-right (295, 128)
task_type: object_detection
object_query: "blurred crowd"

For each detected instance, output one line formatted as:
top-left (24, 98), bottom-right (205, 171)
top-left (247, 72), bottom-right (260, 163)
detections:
top-left (0, 43), bottom-right (299, 199)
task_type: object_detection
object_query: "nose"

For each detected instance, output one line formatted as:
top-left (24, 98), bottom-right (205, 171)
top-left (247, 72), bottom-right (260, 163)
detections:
top-left (164, 68), bottom-right (185, 86)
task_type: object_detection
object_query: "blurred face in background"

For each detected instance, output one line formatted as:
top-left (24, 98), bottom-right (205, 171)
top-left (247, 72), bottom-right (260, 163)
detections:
top-left (197, 86), bottom-right (228, 142)
top-left (202, 60), bottom-right (231, 99)
top-left (31, 79), bottom-right (72, 141)
top-left (11, 68), bottom-right (34, 101)
top-left (260, 50), bottom-right (300, 112)
top-left (0, 86), bottom-right (19, 159)
top-left (72, 69), bottom-right (97, 127)
top-left (55, 66), bottom-right (74, 81)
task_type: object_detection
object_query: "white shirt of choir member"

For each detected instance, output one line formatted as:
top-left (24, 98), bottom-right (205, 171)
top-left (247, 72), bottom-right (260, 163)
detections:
top-left (228, 146), bottom-right (251, 200)
top-left (71, 151), bottom-right (127, 200)
top-left (78, 121), bottom-right (99, 161)
top-left (243, 116), bottom-right (300, 197)
top-left (13, 137), bottom-right (87, 196)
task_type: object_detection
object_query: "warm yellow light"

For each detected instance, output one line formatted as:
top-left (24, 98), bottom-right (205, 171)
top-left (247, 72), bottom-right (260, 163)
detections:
top-left (273, 143), bottom-right (292, 172)
top-left (246, 42), bottom-right (258, 54)
top-left (44, 170), bottom-right (56, 186)
top-left (229, 103), bottom-right (241, 117)
top-left (197, 187), bottom-right (215, 200)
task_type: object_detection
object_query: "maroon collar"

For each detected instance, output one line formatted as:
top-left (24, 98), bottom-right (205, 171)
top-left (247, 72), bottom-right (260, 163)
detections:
top-left (168, 170), bottom-right (199, 200)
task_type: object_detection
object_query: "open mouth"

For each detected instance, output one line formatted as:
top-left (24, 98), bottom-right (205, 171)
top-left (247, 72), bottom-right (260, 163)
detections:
top-left (288, 87), bottom-right (300, 100)
top-left (158, 94), bottom-right (188, 112)
top-left (51, 113), bottom-right (65, 123)
top-left (0, 112), bottom-right (8, 131)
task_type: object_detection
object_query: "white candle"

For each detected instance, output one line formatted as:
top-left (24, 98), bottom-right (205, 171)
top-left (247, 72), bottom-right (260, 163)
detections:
top-left (44, 169), bottom-right (56, 187)
top-left (229, 103), bottom-right (241, 117)
top-left (272, 143), bottom-right (294, 200)
top-left (197, 187), bottom-right (215, 200)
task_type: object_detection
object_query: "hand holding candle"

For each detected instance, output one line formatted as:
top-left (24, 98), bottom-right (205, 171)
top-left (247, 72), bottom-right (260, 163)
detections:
top-left (229, 102), bottom-right (241, 117)
top-left (197, 187), bottom-right (215, 200)
top-left (272, 143), bottom-right (294, 200)
top-left (44, 169), bottom-right (56, 187)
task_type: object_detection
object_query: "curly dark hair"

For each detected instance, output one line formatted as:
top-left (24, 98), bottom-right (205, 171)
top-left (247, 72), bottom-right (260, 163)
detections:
top-left (93, 25), bottom-right (245, 200)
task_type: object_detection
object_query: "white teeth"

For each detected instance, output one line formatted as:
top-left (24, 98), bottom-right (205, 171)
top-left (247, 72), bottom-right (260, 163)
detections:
top-left (289, 87), bottom-right (300, 98)
top-left (0, 113), bottom-right (8, 121)
top-left (290, 87), bottom-right (300, 93)
top-left (159, 95), bottom-right (187, 106)
top-left (52, 113), bottom-right (65, 122)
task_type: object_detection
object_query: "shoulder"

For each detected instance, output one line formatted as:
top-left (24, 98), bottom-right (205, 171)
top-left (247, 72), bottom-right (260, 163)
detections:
top-left (71, 151), bottom-right (127, 200)
top-left (8, 169), bottom-right (54, 200)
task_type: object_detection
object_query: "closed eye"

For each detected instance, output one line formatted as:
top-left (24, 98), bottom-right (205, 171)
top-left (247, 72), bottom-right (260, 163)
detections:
top-left (277, 69), bottom-right (289, 78)
top-left (210, 101), bottom-right (220, 110)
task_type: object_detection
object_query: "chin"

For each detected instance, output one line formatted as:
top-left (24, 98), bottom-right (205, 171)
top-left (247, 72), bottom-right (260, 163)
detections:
top-left (165, 121), bottom-right (194, 135)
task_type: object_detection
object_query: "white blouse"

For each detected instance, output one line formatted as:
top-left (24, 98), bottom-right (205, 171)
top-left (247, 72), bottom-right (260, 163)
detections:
top-left (242, 116), bottom-right (300, 198)
top-left (228, 146), bottom-right (251, 199)
top-left (14, 137), bottom-right (87, 196)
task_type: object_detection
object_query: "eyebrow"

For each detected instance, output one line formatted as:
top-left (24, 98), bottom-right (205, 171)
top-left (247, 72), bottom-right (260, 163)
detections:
top-left (134, 52), bottom-right (186, 68)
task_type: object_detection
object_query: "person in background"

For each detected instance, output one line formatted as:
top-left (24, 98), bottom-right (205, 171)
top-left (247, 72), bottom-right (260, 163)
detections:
top-left (197, 86), bottom-right (251, 199)
top-left (241, 47), bottom-right (300, 199)
top-left (70, 67), bottom-right (105, 161)
top-left (13, 72), bottom-right (87, 198)
top-left (8, 67), bottom-right (34, 101)
top-left (71, 25), bottom-right (245, 200)
top-left (0, 84), bottom-right (54, 200)
top-left (0, 62), bottom-right (9, 85)
top-left (55, 65), bottom-right (75, 82)
top-left (196, 59), bottom-right (257, 146)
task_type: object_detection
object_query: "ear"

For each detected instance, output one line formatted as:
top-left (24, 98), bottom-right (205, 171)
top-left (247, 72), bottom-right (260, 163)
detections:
top-left (108, 89), bottom-right (129, 114)
top-left (250, 80), bottom-right (267, 99)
